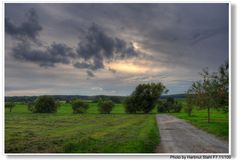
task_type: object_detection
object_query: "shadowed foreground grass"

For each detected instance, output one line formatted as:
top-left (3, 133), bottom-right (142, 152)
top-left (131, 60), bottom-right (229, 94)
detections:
top-left (5, 103), bottom-right (159, 153)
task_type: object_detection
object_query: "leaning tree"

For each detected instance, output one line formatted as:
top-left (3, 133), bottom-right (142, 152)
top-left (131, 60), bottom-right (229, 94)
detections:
top-left (125, 82), bottom-right (168, 114)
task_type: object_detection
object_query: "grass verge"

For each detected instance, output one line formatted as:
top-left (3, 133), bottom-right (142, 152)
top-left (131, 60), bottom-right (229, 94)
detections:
top-left (171, 108), bottom-right (228, 140)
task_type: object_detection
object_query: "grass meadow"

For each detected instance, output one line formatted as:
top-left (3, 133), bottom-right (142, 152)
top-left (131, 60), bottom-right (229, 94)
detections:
top-left (5, 100), bottom-right (228, 153)
top-left (171, 100), bottom-right (229, 140)
top-left (5, 103), bottom-right (159, 153)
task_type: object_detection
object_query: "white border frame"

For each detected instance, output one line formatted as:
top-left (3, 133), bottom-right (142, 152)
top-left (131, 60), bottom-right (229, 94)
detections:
top-left (2, 1), bottom-right (232, 156)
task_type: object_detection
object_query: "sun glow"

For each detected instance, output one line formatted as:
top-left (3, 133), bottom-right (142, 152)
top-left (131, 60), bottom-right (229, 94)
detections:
top-left (107, 61), bottom-right (147, 74)
top-left (133, 42), bottom-right (141, 50)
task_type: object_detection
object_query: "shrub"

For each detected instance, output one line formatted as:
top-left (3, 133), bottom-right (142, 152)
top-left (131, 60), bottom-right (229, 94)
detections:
top-left (66, 100), bottom-right (71, 104)
top-left (124, 97), bottom-right (137, 113)
top-left (125, 83), bottom-right (168, 114)
top-left (172, 103), bottom-right (182, 113)
top-left (31, 96), bottom-right (58, 113)
top-left (28, 102), bottom-right (35, 112)
top-left (98, 100), bottom-right (114, 114)
top-left (157, 97), bottom-right (182, 113)
top-left (157, 101), bottom-right (166, 113)
top-left (72, 100), bottom-right (89, 114)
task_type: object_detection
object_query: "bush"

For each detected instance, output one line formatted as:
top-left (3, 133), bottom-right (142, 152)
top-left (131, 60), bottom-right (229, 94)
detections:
top-left (28, 102), bottom-right (35, 112)
top-left (157, 97), bottom-right (182, 113)
top-left (72, 100), bottom-right (89, 114)
top-left (98, 100), bottom-right (114, 114)
top-left (125, 83), bottom-right (167, 114)
top-left (30, 96), bottom-right (58, 113)
top-left (172, 103), bottom-right (182, 113)
top-left (124, 97), bottom-right (137, 113)
top-left (157, 101), bottom-right (166, 113)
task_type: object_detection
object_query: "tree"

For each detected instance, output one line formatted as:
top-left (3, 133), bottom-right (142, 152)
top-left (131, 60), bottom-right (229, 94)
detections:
top-left (98, 100), bottom-right (114, 114)
top-left (187, 62), bottom-right (229, 122)
top-left (29, 96), bottom-right (58, 113)
top-left (125, 82), bottom-right (168, 113)
top-left (184, 92), bottom-right (194, 117)
top-left (71, 100), bottom-right (89, 114)
top-left (5, 102), bottom-right (15, 112)
top-left (213, 62), bottom-right (229, 112)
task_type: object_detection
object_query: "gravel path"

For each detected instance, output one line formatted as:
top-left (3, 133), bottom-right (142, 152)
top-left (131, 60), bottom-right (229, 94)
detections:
top-left (155, 114), bottom-right (228, 153)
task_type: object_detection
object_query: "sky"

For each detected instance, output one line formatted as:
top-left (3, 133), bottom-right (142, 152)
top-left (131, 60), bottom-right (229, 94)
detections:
top-left (5, 3), bottom-right (229, 96)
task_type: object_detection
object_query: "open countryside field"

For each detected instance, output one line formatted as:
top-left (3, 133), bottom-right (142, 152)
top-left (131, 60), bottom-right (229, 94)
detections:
top-left (5, 103), bottom-right (159, 153)
top-left (5, 101), bottom-right (228, 153)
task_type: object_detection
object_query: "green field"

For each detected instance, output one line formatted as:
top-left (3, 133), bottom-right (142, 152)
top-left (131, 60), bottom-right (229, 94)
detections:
top-left (5, 101), bottom-right (229, 153)
top-left (171, 100), bottom-right (229, 140)
top-left (5, 103), bottom-right (159, 153)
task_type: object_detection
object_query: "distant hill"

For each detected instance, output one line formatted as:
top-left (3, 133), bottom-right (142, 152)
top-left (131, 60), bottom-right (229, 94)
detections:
top-left (5, 93), bottom-right (186, 103)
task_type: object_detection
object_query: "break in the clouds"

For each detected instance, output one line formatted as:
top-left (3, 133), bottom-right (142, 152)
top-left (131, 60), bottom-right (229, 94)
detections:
top-left (5, 3), bottom-right (229, 96)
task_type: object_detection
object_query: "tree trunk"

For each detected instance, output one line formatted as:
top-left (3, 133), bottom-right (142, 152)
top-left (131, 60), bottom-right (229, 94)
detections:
top-left (207, 107), bottom-right (210, 123)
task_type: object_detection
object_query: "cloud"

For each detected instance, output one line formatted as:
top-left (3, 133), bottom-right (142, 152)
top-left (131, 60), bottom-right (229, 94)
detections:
top-left (5, 8), bottom-right (42, 43)
top-left (86, 70), bottom-right (95, 77)
top-left (5, 4), bottom-right (229, 96)
top-left (190, 26), bottom-right (228, 45)
top-left (6, 9), bottom-right (140, 74)
top-left (75, 24), bottom-right (139, 70)
top-left (12, 41), bottom-right (75, 67)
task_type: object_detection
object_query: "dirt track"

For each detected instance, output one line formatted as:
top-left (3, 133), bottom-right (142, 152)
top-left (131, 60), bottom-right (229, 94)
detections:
top-left (155, 114), bottom-right (229, 153)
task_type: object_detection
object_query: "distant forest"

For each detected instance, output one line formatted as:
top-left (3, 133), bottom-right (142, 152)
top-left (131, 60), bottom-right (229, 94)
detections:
top-left (5, 94), bottom-right (186, 103)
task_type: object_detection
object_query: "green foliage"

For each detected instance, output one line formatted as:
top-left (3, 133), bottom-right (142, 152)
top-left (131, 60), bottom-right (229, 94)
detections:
top-left (125, 82), bottom-right (167, 114)
top-left (157, 101), bottom-right (166, 113)
top-left (173, 103), bottom-right (182, 113)
top-left (98, 100), bottom-right (114, 114)
top-left (27, 102), bottom-right (35, 112)
top-left (93, 95), bottom-right (124, 104)
top-left (5, 102), bottom-right (15, 112)
top-left (124, 97), bottom-right (137, 114)
top-left (65, 100), bottom-right (71, 104)
top-left (187, 62), bottom-right (229, 122)
top-left (71, 100), bottom-right (89, 114)
top-left (157, 97), bottom-right (182, 113)
top-left (29, 96), bottom-right (58, 113)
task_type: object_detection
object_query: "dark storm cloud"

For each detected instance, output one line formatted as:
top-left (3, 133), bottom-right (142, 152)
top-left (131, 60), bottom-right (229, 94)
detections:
top-left (12, 41), bottom-right (75, 67)
top-left (6, 8), bottom-right (76, 67)
top-left (5, 8), bottom-right (42, 43)
top-left (86, 70), bottom-right (95, 77)
top-left (5, 3), bottom-right (229, 96)
top-left (75, 24), bottom-right (139, 70)
top-left (6, 8), bottom-right (139, 72)
top-left (73, 61), bottom-right (103, 70)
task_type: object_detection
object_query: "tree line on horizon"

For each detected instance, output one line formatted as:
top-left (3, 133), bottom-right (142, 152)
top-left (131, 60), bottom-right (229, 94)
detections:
top-left (5, 62), bottom-right (228, 122)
